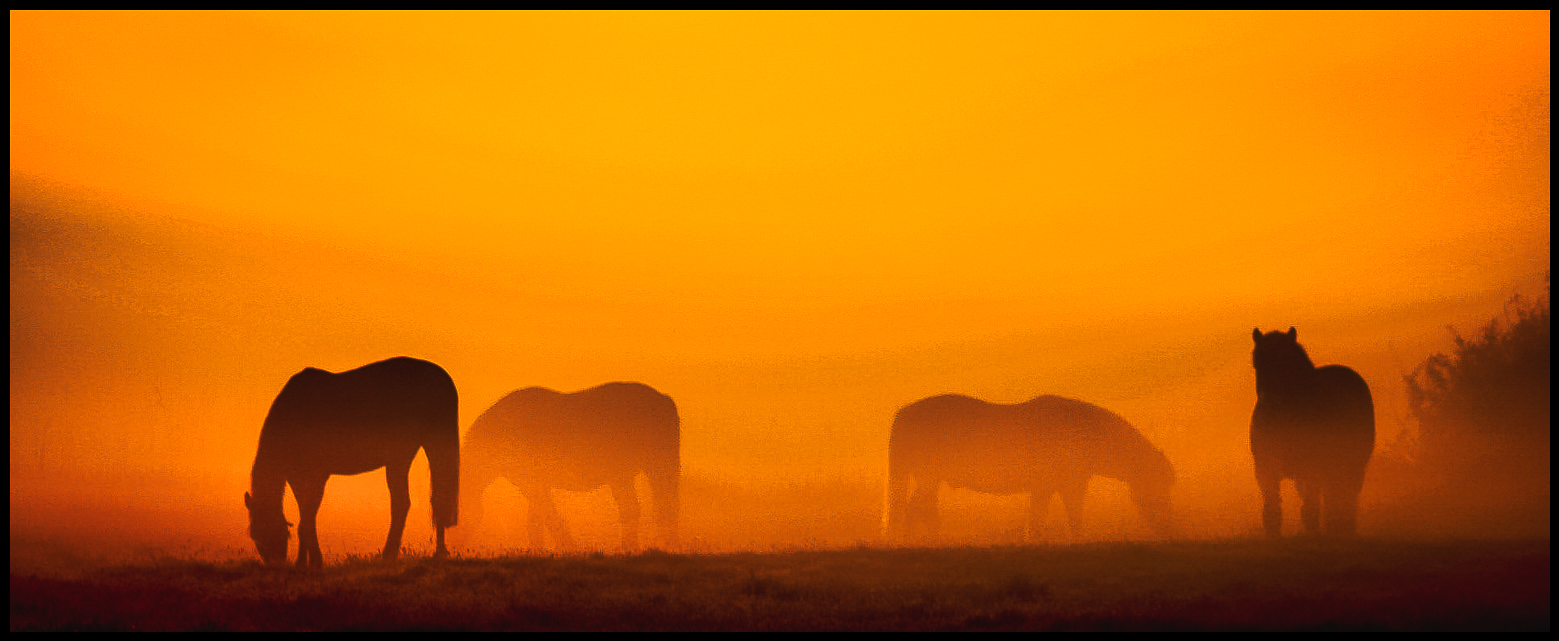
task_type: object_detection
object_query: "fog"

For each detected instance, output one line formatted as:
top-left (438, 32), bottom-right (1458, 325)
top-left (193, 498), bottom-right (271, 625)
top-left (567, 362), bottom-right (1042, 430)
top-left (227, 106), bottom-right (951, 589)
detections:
top-left (12, 179), bottom-right (1547, 570)
top-left (9, 11), bottom-right (1550, 572)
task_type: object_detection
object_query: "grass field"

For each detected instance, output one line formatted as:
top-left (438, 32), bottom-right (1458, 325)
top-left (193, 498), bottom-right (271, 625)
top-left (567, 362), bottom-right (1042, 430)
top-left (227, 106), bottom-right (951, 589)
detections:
top-left (10, 538), bottom-right (1548, 631)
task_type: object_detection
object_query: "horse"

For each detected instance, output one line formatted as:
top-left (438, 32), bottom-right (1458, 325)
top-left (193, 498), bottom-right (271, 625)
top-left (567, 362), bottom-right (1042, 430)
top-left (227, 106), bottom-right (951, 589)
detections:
top-left (459, 382), bottom-right (680, 552)
top-left (885, 394), bottom-right (1175, 543)
top-left (244, 357), bottom-right (459, 568)
top-left (1250, 327), bottom-right (1375, 537)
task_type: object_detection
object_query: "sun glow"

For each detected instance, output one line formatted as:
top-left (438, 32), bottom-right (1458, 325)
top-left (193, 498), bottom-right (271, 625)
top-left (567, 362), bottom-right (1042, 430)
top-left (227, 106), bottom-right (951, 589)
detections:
top-left (10, 11), bottom-right (1549, 562)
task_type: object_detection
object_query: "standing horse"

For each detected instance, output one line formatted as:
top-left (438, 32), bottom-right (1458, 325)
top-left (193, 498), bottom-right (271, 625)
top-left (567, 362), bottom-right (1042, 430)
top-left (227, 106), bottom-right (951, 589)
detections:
top-left (244, 357), bottom-right (459, 568)
top-left (885, 394), bottom-right (1175, 543)
top-left (1250, 327), bottom-right (1375, 537)
top-left (460, 382), bottom-right (680, 552)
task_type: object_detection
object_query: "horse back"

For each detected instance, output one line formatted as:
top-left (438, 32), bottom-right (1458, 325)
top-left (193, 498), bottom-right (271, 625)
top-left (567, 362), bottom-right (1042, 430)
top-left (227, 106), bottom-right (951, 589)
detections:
top-left (889, 394), bottom-right (1117, 492)
top-left (1251, 363), bottom-right (1374, 475)
top-left (259, 357), bottom-right (458, 473)
top-left (890, 395), bottom-right (1005, 461)
top-left (892, 394), bottom-right (1126, 453)
top-left (570, 382), bottom-right (681, 439)
top-left (466, 382), bottom-right (679, 484)
top-left (1313, 365), bottom-right (1374, 430)
top-left (474, 383), bottom-right (677, 441)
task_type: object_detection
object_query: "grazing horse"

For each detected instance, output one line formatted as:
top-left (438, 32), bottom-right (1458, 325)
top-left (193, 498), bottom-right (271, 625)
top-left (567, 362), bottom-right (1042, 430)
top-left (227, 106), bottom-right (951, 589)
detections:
top-left (244, 357), bottom-right (459, 568)
top-left (885, 394), bottom-right (1175, 543)
top-left (1250, 327), bottom-right (1375, 537)
top-left (460, 382), bottom-right (680, 552)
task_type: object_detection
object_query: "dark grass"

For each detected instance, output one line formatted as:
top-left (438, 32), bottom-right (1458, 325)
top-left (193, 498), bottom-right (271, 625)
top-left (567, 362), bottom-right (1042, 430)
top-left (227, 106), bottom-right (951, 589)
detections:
top-left (11, 538), bottom-right (1548, 631)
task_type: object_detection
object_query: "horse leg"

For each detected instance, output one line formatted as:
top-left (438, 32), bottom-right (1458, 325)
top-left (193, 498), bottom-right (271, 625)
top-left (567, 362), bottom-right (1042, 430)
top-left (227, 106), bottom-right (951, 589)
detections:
top-left (1297, 477), bottom-right (1322, 536)
top-left (1026, 489), bottom-right (1051, 542)
top-left (646, 467), bottom-right (681, 550)
top-left (1058, 479), bottom-right (1087, 541)
top-left (1255, 465), bottom-right (1283, 538)
top-left (383, 459), bottom-right (413, 561)
top-left (1324, 470), bottom-right (1365, 536)
top-left (521, 488), bottom-right (546, 549)
top-left (885, 471), bottom-right (910, 541)
top-left (1324, 484), bottom-right (1359, 536)
top-left (524, 486), bottom-right (575, 550)
top-left (433, 519), bottom-right (449, 560)
top-left (610, 478), bottom-right (642, 552)
top-left (292, 475), bottom-right (328, 569)
top-left (430, 508), bottom-right (448, 561)
top-left (907, 477), bottom-right (940, 540)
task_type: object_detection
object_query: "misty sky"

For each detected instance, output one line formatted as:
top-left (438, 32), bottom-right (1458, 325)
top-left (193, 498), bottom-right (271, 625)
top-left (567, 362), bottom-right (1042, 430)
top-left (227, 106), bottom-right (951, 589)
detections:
top-left (9, 11), bottom-right (1550, 553)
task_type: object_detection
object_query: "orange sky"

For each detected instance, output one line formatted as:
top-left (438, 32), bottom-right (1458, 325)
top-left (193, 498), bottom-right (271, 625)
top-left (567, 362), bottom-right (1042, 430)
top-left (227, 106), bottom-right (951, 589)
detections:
top-left (9, 11), bottom-right (1550, 554)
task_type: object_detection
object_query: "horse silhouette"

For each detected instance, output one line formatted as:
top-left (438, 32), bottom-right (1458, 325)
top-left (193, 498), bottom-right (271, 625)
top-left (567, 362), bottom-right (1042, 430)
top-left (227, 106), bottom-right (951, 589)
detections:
top-left (244, 357), bottom-right (459, 568)
top-left (885, 394), bottom-right (1175, 543)
top-left (460, 382), bottom-right (680, 552)
top-left (1250, 327), bottom-right (1375, 537)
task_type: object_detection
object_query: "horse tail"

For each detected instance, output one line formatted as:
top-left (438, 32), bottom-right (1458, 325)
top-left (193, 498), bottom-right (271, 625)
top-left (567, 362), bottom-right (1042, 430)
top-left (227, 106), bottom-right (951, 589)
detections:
top-left (426, 416), bottom-right (460, 530)
top-left (456, 441), bottom-right (491, 540)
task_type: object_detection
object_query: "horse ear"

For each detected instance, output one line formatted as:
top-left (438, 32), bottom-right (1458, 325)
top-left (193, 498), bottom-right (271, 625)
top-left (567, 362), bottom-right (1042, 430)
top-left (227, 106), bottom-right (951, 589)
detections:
top-left (1253, 328), bottom-right (1262, 343)
top-left (1286, 327), bottom-right (1297, 340)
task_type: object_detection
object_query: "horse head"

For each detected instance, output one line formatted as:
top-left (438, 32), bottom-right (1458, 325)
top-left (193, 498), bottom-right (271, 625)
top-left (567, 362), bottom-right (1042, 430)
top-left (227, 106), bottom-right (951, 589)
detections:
top-left (244, 491), bottom-right (292, 565)
top-left (1252, 327), bottom-right (1316, 393)
top-left (1129, 445), bottom-right (1177, 538)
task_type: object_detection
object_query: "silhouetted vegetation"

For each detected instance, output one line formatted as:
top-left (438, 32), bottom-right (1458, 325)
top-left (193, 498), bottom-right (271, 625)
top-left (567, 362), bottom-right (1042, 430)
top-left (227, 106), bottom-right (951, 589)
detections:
top-left (1383, 276), bottom-right (1550, 537)
top-left (1405, 278), bottom-right (1550, 471)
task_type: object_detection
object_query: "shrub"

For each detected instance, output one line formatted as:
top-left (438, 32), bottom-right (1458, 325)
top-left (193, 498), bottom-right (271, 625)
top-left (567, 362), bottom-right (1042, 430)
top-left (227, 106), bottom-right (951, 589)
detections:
top-left (1404, 276), bottom-right (1550, 475)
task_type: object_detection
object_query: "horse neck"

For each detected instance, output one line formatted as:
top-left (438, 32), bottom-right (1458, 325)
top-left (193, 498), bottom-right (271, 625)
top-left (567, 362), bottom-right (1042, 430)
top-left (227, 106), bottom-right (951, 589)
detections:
top-left (249, 456), bottom-right (287, 514)
top-left (1256, 363), bottom-right (1318, 400)
top-left (1096, 438), bottom-right (1167, 490)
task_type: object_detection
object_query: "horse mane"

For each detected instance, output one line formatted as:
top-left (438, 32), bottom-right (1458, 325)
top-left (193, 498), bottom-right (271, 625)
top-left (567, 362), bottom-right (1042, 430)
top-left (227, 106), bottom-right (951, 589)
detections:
top-left (1069, 398), bottom-right (1174, 489)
